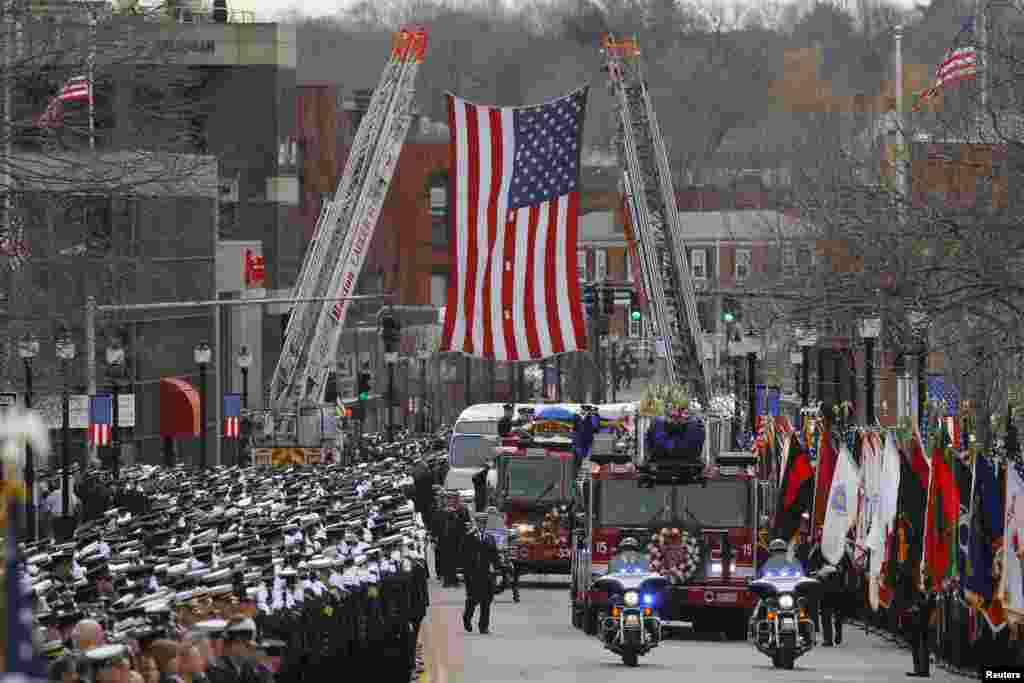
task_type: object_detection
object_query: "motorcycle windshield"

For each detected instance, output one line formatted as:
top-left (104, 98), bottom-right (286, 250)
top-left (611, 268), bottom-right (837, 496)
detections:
top-left (607, 550), bottom-right (651, 575)
top-left (758, 557), bottom-right (805, 579)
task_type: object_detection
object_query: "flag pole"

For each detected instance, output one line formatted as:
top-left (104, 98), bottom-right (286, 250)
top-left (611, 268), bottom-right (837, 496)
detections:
top-left (3, 0), bottom-right (11, 243)
top-left (977, 0), bottom-right (988, 113)
top-left (87, 8), bottom-right (96, 151)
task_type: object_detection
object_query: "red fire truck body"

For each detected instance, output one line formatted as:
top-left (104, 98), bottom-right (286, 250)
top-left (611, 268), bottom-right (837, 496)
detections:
top-left (493, 436), bottom-right (577, 575)
top-left (571, 456), bottom-right (760, 640)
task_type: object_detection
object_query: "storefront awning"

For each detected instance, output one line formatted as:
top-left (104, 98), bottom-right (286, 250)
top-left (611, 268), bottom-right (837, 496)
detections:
top-left (160, 377), bottom-right (200, 437)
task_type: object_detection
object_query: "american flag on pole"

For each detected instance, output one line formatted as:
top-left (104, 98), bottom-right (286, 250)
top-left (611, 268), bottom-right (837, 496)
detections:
top-left (912, 18), bottom-right (979, 112)
top-left (224, 393), bottom-right (241, 438)
top-left (927, 375), bottom-right (962, 448)
top-left (35, 76), bottom-right (92, 129)
top-left (439, 88), bottom-right (589, 361)
top-left (88, 394), bottom-right (113, 446)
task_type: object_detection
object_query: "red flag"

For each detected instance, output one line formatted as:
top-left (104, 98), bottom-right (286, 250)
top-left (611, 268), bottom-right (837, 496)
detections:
top-left (772, 437), bottom-right (814, 541)
top-left (814, 427), bottom-right (837, 532)
top-left (924, 437), bottom-right (960, 590)
top-left (439, 88), bottom-right (589, 361)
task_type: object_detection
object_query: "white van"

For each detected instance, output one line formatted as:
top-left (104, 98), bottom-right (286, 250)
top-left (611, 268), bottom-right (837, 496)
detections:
top-left (445, 403), bottom-right (537, 495)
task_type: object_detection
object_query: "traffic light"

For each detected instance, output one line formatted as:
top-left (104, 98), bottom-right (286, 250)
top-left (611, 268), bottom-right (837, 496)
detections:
top-left (602, 286), bottom-right (614, 317)
top-left (583, 285), bottom-right (597, 318)
top-left (379, 309), bottom-right (400, 351)
top-left (358, 372), bottom-right (372, 401)
top-left (722, 296), bottom-right (741, 325)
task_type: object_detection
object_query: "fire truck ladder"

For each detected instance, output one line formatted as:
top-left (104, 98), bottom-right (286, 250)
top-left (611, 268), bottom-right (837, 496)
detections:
top-left (268, 27), bottom-right (428, 436)
top-left (600, 35), bottom-right (711, 407)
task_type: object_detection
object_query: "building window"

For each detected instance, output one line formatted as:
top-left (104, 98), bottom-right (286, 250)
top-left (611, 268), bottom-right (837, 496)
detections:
top-left (782, 246), bottom-right (796, 275)
top-left (735, 249), bottom-right (751, 281)
top-left (577, 250), bottom-right (587, 282)
top-left (430, 274), bottom-right (448, 307)
top-left (628, 306), bottom-right (643, 338)
top-left (430, 186), bottom-right (448, 244)
top-left (595, 249), bottom-right (607, 281)
top-left (691, 248), bottom-right (707, 279)
top-left (625, 250), bottom-right (634, 282)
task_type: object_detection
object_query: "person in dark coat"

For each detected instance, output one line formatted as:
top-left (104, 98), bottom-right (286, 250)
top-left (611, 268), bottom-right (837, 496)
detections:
top-left (438, 498), bottom-right (467, 587)
top-left (907, 590), bottom-right (936, 677)
top-left (462, 512), bottom-right (501, 634)
top-left (411, 459), bottom-right (437, 576)
top-left (807, 543), bottom-right (846, 646)
top-left (497, 404), bottom-right (515, 437)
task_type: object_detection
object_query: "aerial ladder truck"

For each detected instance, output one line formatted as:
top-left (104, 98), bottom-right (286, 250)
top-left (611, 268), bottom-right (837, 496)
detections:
top-left (264, 27), bottom-right (428, 442)
top-left (600, 34), bottom-right (712, 409)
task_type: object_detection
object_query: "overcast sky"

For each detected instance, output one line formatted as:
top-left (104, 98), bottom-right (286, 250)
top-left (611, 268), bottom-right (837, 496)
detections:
top-left (232, 0), bottom-right (916, 25)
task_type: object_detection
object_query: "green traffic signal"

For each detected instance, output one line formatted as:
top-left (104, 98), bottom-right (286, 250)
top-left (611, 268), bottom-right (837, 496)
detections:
top-left (631, 310), bottom-right (641, 321)
top-left (722, 312), bottom-right (736, 323)
top-left (359, 392), bottom-right (369, 400)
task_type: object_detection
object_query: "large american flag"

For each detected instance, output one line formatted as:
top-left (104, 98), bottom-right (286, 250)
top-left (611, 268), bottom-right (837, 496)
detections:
top-left (439, 88), bottom-right (589, 361)
top-left (89, 394), bottom-right (113, 446)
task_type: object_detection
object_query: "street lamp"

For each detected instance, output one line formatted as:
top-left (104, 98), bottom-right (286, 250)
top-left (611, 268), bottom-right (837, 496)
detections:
top-left (795, 328), bottom-right (817, 412)
top-left (56, 336), bottom-right (76, 537)
top-left (18, 334), bottom-right (39, 541)
top-left (194, 343), bottom-right (212, 469)
top-left (859, 317), bottom-right (882, 424)
top-left (237, 345), bottom-right (252, 410)
top-left (105, 342), bottom-right (125, 480)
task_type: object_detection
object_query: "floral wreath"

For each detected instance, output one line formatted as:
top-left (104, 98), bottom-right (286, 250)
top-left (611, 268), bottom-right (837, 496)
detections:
top-left (648, 527), bottom-right (702, 585)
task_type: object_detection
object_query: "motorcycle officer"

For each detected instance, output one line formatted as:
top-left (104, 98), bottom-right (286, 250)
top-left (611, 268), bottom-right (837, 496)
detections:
top-left (608, 537), bottom-right (646, 573)
top-left (750, 538), bottom-right (806, 641)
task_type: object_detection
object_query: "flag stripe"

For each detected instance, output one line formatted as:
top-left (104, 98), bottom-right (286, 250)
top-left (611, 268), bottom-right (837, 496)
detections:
top-left (545, 197), bottom-right (564, 354)
top-left (441, 97), bottom-right (460, 352)
top-left (512, 208), bottom-right (530, 358)
top-left (440, 89), bottom-right (589, 362)
top-left (502, 209), bottom-right (518, 360)
top-left (465, 103), bottom-right (481, 354)
top-left (482, 108), bottom-right (502, 359)
top-left (565, 192), bottom-right (586, 345)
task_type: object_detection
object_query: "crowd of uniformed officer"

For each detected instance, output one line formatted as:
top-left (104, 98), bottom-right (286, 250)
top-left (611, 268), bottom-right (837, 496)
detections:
top-left (17, 433), bottom-right (448, 683)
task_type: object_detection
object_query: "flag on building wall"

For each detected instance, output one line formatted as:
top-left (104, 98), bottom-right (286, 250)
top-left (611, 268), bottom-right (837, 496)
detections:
top-left (88, 394), bottom-right (113, 446)
top-left (440, 88), bottom-right (590, 361)
top-left (224, 393), bottom-right (241, 438)
top-left (35, 76), bottom-right (92, 129)
top-left (927, 375), bottom-right (961, 446)
top-left (912, 18), bottom-right (979, 112)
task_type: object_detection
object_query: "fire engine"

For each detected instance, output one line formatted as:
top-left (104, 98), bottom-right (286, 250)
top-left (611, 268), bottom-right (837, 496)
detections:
top-left (491, 404), bottom-right (634, 578)
top-left (570, 414), bottom-right (761, 640)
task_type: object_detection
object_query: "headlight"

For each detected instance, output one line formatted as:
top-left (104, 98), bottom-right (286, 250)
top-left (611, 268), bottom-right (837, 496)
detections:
top-left (778, 594), bottom-right (794, 609)
top-left (624, 591), bottom-right (640, 607)
top-left (517, 524), bottom-right (534, 534)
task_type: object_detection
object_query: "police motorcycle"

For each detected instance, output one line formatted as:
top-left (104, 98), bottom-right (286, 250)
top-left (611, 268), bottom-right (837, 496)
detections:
top-left (589, 538), bottom-right (669, 667)
top-left (747, 541), bottom-right (821, 670)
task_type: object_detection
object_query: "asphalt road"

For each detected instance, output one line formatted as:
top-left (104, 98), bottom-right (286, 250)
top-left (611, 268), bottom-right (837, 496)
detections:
top-left (419, 576), bottom-right (967, 683)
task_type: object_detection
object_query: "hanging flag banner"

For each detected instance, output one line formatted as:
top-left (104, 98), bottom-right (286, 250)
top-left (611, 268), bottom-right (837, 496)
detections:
top-left (767, 386), bottom-right (781, 417)
top-left (117, 394), bottom-right (135, 428)
top-left (69, 395), bottom-right (89, 429)
top-left (89, 394), bottom-right (113, 446)
top-left (224, 393), bottom-right (241, 438)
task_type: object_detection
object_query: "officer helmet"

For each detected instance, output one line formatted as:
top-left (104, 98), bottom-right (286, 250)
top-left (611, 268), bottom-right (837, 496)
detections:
top-left (485, 506), bottom-right (498, 516)
top-left (769, 538), bottom-right (788, 553)
top-left (618, 537), bottom-right (640, 552)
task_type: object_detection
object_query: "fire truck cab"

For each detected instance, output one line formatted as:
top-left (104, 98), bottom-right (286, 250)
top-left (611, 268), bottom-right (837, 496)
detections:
top-left (571, 420), bottom-right (760, 641)
top-left (491, 404), bottom-right (635, 578)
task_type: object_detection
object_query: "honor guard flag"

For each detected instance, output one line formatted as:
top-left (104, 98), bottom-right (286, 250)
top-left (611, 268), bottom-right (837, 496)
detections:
top-left (88, 394), bottom-right (113, 446)
top-left (224, 393), bottom-right (241, 438)
top-left (440, 88), bottom-right (589, 361)
top-left (5, 504), bottom-right (49, 677)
